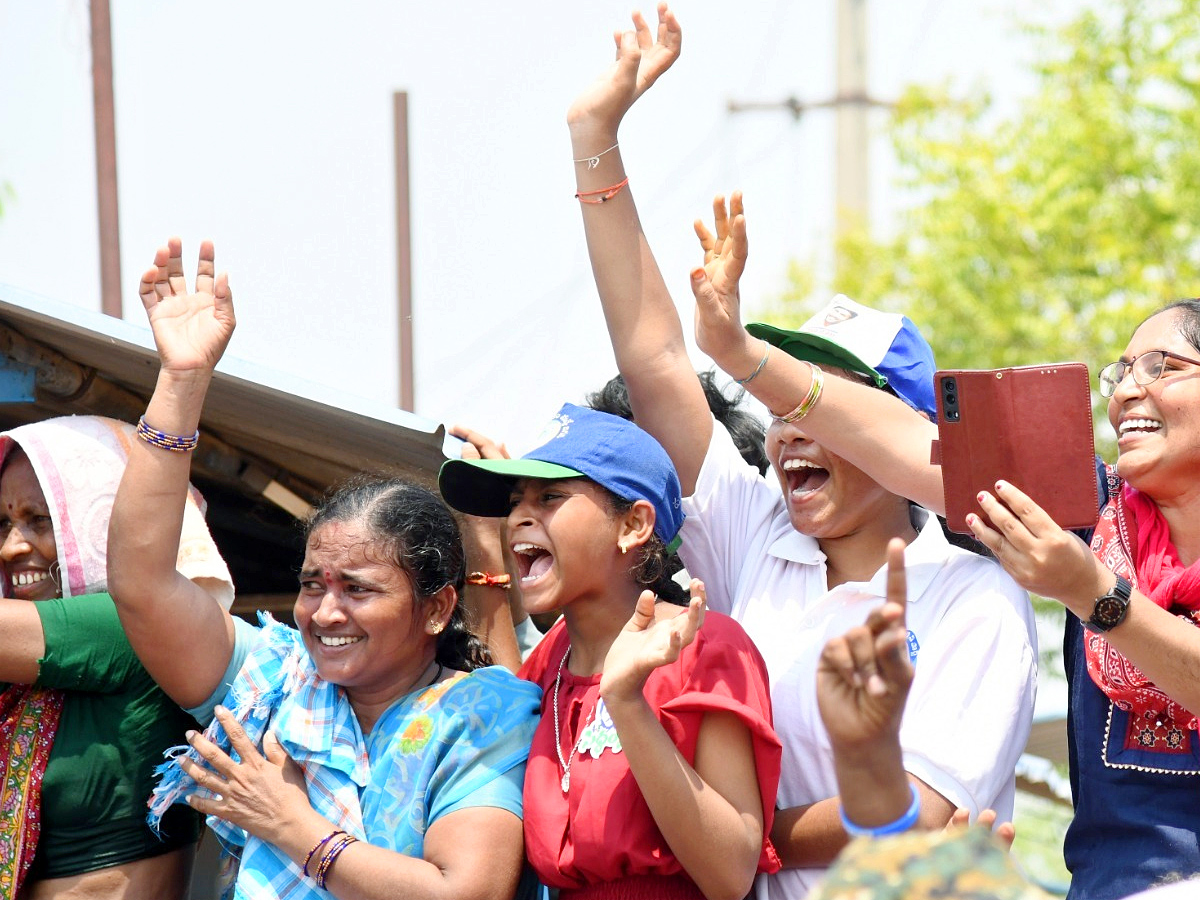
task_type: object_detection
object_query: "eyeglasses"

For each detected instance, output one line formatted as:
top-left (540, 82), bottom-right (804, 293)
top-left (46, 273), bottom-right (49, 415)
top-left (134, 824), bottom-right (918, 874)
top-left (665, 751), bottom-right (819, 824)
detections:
top-left (1098, 349), bottom-right (1200, 398)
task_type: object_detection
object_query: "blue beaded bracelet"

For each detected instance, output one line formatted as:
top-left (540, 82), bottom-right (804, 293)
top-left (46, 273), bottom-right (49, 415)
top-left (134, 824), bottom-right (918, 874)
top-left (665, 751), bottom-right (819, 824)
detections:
top-left (839, 783), bottom-right (921, 838)
top-left (136, 416), bottom-right (200, 452)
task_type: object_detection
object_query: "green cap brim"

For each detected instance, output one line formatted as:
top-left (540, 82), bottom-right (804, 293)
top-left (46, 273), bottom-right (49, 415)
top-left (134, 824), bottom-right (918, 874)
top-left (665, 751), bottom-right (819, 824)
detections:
top-left (747, 322), bottom-right (887, 389)
top-left (438, 457), bottom-right (584, 517)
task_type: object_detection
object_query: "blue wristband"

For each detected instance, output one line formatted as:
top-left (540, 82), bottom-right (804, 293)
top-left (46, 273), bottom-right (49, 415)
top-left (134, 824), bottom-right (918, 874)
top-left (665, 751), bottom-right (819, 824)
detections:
top-left (839, 783), bottom-right (921, 838)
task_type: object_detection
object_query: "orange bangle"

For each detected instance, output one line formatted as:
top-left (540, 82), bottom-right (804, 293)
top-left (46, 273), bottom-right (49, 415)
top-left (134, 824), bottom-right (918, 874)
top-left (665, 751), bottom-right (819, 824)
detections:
top-left (466, 571), bottom-right (512, 590)
top-left (575, 176), bottom-right (630, 205)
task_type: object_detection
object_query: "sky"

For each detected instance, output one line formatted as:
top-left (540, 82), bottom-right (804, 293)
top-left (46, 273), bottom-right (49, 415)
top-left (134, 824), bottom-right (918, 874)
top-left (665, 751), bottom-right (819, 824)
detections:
top-left (0, 0), bottom-right (1083, 452)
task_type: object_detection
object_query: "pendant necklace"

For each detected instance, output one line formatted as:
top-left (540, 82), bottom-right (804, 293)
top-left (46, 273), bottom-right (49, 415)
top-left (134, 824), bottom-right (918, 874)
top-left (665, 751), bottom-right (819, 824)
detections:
top-left (552, 647), bottom-right (595, 793)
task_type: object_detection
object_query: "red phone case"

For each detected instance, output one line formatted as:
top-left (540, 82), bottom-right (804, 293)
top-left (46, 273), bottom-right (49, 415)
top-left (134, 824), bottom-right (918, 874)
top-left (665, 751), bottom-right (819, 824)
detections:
top-left (932, 363), bottom-right (1099, 534)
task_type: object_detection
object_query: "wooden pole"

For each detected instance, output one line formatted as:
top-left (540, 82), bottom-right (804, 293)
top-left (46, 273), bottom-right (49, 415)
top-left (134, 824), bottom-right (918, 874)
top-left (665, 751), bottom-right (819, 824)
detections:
top-left (90, 0), bottom-right (123, 318)
top-left (393, 91), bottom-right (414, 411)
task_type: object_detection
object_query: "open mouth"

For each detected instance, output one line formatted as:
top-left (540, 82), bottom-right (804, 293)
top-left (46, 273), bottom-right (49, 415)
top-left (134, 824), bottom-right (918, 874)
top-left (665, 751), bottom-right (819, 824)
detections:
top-left (781, 458), bottom-right (830, 497)
top-left (512, 542), bottom-right (554, 585)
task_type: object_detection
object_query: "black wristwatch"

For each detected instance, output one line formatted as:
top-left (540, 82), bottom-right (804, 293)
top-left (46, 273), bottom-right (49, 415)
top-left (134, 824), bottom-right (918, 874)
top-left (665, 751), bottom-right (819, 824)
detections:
top-left (1085, 575), bottom-right (1133, 633)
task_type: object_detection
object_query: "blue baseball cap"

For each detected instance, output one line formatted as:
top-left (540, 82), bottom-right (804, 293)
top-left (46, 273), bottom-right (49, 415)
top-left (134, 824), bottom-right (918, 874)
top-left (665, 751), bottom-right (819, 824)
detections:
top-left (438, 403), bottom-right (684, 551)
top-left (747, 294), bottom-right (938, 420)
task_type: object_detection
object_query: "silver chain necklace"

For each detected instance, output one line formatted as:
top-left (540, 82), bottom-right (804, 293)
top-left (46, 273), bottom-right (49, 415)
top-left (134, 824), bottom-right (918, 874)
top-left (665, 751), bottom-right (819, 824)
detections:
top-left (552, 647), bottom-right (596, 793)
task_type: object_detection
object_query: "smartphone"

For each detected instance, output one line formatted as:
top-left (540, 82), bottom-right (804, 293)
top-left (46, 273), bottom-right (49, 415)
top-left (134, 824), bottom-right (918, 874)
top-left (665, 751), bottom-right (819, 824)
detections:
top-left (933, 363), bottom-right (1099, 533)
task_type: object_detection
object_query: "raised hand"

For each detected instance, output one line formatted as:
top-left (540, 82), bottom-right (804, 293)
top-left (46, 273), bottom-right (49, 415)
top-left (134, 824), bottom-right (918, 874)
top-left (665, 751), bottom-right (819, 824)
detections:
top-left (968, 481), bottom-right (1105, 609)
top-left (138, 237), bottom-right (235, 374)
top-left (816, 539), bottom-right (914, 752)
top-left (179, 706), bottom-right (310, 844)
top-left (691, 193), bottom-right (752, 366)
top-left (600, 581), bottom-right (705, 701)
top-left (567, 4), bottom-right (682, 137)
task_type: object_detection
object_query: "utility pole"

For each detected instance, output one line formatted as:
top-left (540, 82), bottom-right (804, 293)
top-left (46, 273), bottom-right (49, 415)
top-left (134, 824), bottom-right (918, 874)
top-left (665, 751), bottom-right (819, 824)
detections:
top-left (727, 0), bottom-right (887, 237)
top-left (836, 0), bottom-right (869, 233)
top-left (393, 91), bottom-right (414, 412)
top-left (90, 0), bottom-right (122, 317)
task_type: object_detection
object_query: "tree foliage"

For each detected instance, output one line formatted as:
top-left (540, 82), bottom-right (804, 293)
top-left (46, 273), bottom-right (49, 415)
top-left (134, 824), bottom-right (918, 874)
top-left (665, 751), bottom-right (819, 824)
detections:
top-left (776, 0), bottom-right (1200, 449)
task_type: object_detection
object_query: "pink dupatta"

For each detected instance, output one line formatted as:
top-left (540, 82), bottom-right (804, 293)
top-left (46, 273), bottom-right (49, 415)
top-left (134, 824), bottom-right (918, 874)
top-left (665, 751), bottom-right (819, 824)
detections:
top-left (1087, 476), bottom-right (1200, 738)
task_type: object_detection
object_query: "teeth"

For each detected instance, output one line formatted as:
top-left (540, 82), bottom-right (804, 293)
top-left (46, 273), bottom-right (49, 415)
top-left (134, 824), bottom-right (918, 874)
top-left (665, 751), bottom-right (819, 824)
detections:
top-left (317, 635), bottom-right (362, 647)
top-left (1120, 418), bottom-right (1161, 434)
top-left (12, 571), bottom-right (47, 587)
top-left (511, 542), bottom-right (544, 556)
top-left (781, 458), bottom-right (821, 471)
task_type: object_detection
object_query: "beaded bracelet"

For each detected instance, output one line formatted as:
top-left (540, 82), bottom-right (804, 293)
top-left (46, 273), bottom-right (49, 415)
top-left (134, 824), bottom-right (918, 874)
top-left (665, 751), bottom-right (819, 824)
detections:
top-left (735, 340), bottom-right (770, 386)
top-left (302, 829), bottom-right (344, 878)
top-left (466, 571), bottom-right (512, 590)
top-left (315, 832), bottom-right (359, 889)
top-left (839, 783), bottom-right (921, 838)
top-left (774, 362), bottom-right (825, 424)
top-left (136, 416), bottom-right (200, 452)
top-left (575, 176), bottom-right (630, 205)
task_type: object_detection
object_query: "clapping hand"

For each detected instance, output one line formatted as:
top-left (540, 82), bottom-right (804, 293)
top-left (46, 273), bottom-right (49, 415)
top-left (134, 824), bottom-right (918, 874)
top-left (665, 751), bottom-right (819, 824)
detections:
top-left (180, 706), bottom-right (310, 844)
top-left (600, 580), bottom-right (705, 701)
top-left (138, 237), bottom-right (235, 375)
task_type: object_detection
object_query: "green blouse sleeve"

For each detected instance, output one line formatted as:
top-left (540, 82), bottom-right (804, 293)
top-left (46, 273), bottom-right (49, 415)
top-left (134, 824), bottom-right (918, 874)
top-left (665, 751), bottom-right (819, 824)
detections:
top-left (34, 592), bottom-right (141, 691)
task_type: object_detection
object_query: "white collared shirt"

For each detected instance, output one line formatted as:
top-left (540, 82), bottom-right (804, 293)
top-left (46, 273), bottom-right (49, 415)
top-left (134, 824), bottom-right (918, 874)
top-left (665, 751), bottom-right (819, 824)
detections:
top-left (679, 422), bottom-right (1037, 900)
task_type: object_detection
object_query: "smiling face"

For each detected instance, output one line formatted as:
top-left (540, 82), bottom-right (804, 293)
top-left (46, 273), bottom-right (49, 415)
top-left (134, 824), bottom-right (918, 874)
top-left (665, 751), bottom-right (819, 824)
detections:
top-left (1108, 308), bottom-right (1200, 499)
top-left (292, 518), bottom-right (441, 710)
top-left (506, 477), bottom-right (634, 616)
top-left (766, 371), bottom-right (912, 543)
top-left (0, 451), bottom-right (59, 601)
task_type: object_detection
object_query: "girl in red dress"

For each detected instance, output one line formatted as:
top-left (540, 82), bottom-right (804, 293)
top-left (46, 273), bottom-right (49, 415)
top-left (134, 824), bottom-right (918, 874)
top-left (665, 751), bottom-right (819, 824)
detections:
top-left (440, 403), bottom-right (780, 900)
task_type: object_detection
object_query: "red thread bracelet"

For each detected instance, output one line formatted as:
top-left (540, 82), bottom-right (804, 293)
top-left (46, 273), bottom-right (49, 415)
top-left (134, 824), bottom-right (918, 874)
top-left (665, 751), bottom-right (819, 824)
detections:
top-left (575, 176), bottom-right (630, 204)
top-left (466, 571), bottom-right (512, 590)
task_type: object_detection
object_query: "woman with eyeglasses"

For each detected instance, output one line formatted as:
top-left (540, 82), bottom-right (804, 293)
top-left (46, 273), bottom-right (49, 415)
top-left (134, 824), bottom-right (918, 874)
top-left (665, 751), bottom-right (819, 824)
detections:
top-left (692, 228), bottom-right (1200, 898)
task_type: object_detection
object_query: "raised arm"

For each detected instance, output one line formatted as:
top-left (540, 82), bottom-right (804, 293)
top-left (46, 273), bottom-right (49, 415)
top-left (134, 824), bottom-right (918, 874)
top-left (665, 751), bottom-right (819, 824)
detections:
top-left (689, 200), bottom-right (945, 512)
top-left (569, 5), bottom-right (712, 493)
top-left (107, 238), bottom-right (239, 709)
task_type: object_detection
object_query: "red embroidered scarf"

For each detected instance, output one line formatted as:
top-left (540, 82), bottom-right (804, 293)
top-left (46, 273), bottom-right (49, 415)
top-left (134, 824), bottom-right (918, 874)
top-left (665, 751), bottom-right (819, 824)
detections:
top-left (0, 684), bottom-right (64, 900)
top-left (1087, 477), bottom-right (1200, 730)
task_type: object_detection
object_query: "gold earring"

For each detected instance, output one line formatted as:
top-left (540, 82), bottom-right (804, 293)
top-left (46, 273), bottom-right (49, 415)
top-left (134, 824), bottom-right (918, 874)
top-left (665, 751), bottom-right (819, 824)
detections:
top-left (429, 620), bottom-right (444, 635)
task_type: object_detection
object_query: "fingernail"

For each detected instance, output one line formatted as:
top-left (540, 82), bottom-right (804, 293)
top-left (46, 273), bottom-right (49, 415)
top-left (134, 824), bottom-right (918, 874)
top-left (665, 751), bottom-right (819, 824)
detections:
top-left (966, 514), bottom-right (978, 527)
top-left (690, 267), bottom-right (705, 282)
top-left (185, 730), bottom-right (197, 741)
top-left (995, 480), bottom-right (1008, 491)
top-left (976, 492), bottom-right (986, 503)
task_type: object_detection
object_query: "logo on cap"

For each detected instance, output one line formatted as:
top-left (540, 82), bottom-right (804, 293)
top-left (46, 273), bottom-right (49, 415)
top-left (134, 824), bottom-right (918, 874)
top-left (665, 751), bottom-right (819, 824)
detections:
top-left (534, 413), bottom-right (573, 445)
top-left (823, 305), bottom-right (858, 326)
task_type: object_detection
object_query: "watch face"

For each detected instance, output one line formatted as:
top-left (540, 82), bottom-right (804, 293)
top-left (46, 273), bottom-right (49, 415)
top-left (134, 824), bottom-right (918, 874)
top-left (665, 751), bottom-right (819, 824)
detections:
top-left (1094, 597), bottom-right (1124, 625)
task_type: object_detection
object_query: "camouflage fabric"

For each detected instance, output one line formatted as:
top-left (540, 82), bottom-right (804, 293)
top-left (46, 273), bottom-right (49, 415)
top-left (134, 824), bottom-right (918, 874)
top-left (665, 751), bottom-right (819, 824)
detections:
top-left (807, 826), bottom-right (1053, 900)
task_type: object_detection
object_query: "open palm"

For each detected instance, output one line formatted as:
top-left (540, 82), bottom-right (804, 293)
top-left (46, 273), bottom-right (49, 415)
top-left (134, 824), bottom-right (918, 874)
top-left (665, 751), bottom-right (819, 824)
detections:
top-left (567, 4), bottom-right (682, 134)
top-left (138, 237), bottom-right (236, 373)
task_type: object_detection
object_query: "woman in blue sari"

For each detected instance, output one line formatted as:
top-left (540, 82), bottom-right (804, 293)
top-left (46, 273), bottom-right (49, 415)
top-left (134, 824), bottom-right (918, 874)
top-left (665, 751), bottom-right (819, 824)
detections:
top-left (106, 238), bottom-right (540, 900)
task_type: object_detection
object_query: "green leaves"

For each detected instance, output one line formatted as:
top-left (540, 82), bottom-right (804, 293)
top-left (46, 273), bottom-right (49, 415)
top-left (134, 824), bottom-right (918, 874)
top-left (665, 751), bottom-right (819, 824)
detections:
top-left (782, 0), bottom-right (1200, 457)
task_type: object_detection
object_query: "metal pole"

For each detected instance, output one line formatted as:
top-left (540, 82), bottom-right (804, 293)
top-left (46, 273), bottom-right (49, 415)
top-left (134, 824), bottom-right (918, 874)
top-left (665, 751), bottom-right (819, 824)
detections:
top-left (90, 0), bottom-right (123, 318)
top-left (393, 91), bottom-right (414, 412)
